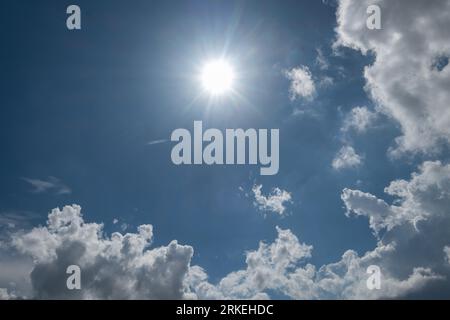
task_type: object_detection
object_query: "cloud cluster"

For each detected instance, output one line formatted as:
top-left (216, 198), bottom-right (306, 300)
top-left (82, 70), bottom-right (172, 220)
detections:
top-left (332, 146), bottom-right (363, 170)
top-left (2, 159), bottom-right (450, 299)
top-left (284, 66), bottom-right (316, 101)
top-left (191, 227), bottom-right (313, 299)
top-left (2, 1), bottom-right (450, 300)
top-left (342, 106), bottom-right (377, 133)
top-left (335, 0), bottom-right (450, 156)
top-left (0, 288), bottom-right (15, 300)
top-left (252, 185), bottom-right (292, 216)
top-left (193, 161), bottom-right (450, 299)
top-left (7, 205), bottom-right (195, 299)
top-left (344, 161), bottom-right (450, 236)
top-left (338, 161), bottom-right (450, 297)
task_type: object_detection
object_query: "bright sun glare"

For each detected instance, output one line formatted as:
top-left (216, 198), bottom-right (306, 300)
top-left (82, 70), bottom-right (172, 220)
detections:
top-left (201, 59), bottom-right (234, 95)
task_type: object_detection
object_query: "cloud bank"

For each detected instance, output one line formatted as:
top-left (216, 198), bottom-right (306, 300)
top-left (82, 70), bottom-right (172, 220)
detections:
top-left (2, 161), bottom-right (450, 299)
top-left (4, 205), bottom-right (195, 299)
top-left (335, 0), bottom-right (450, 156)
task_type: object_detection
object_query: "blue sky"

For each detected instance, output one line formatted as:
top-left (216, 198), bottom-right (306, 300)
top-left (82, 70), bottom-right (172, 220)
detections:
top-left (1, 0), bottom-right (450, 299)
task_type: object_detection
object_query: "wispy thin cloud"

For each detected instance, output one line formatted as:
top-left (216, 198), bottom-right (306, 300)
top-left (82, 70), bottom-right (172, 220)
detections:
top-left (332, 146), bottom-right (363, 170)
top-left (284, 66), bottom-right (316, 101)
top-left (315, 48), bottom-right (329, 70)
top-left (21, 176), bottom-right (71, 195)
top-left (147, 139), bottom-right (168, 146)
top-left (0, 210), bottom-right (40, 240)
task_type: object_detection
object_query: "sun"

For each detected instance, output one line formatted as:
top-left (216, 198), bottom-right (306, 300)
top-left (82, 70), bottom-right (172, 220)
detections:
top-left (201, 59), bottom-right (234, 95)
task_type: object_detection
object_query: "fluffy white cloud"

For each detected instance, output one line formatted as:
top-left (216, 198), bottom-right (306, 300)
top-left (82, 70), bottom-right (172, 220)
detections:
top-left (337, 161), bottom-right (450, 297)
top-left (0, 288), bottom-right (15, 300)
top-left (444, 246), bottom-right (450, 265)
top-left (2, 161), bottom-right (450, 299)
top-left (192, 227), bottom-right (313, 299)
top-left (193, 161), bottom-right (450, 299)
top-left (342, 106), bottom-right (377, 133)
top-left (335, 0), bottom-right (450, 155)
top-left (7, 205), bottom-right (195, 299)
top-left (284, 66), bottom-right (316, 100)
top-left (193, 227), bottom-right (442, 300)
top-left (332, 146), bottom-right (363, 170)
top-left (0, 252), bottom-right (33, 298)
top-left (342, 189), bottom-right (395, 235)
top-left (342, 161), bottom-right (450, 235)
top-left (252, 185), bottom-right (292, 216)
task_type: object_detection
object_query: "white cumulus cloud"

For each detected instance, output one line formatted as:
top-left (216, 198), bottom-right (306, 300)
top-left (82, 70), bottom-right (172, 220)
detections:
top-left (8, 205), bottom-right (195, 299)
top-left (252, 185), bottom-right (292, 216)
top-left (0, 288), bottom-right (15, 300)
top-left (194, 161), bottom-right (450, 299)
top-left (2, 162), bottom-right (450, 299)
top-left (284, 66), bottom-right (316, 100)
top-left (342, 106), bottom-right (377, 133)
top-left (335, 0), bottom-right (450, 156)
top-left (332, 146), bottom-right (363, 170)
